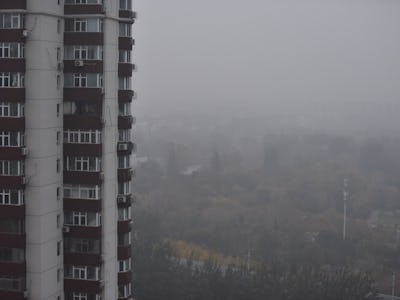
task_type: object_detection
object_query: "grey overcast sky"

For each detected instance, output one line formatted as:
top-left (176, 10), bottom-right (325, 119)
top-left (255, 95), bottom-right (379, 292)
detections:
top-left (133, 0), bottom-right (400, 125)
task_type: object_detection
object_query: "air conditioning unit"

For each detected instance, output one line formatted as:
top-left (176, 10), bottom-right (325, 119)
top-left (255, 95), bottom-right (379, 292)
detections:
top-left (22, 30), bottom-right (29, 37)
top-left (23, 290), bottom-right (28, 298)
top-left (99, 172), bottom-right (104, 180)
top-left (118, 143), bottom-right (128, 151)
top-left (129, 169), bottom-right (135, 177)
top-left (117, 195), bottom-right (127, 204)
top-left (21, 176), bottom-right (28, 185)
top-left (74, 60), bottom-right (84, 67)
top-left (62, 226), bottom-right (70, 233)
top-left (21, 147), bottom-right (28, 156)
top-left (99, 280), bottom-right (105, 288)
top-left (101, 87), bottom-right (105, 94)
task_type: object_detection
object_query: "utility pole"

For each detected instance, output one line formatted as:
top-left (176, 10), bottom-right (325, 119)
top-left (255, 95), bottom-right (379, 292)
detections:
top-left (392, 272), bottom-right (396, 300)
top-left (343, 179), bottom-right (348, 241)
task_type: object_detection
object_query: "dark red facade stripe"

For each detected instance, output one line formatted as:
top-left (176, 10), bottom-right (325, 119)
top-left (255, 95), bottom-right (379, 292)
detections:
top-left (0, 290), bottom-right (25, 300)
top-left (64, 116), bottom-right (103, 130)
top-left (63, 226), bottom-right (102, 239)
top-left (118, 90), bottom-right (134, 103)
top-left (64, 32), bottom-right (103, 45)
top-left (117, 245), bottom-right (131, 260)
top-left (118, 63), bottom-right (134, 77)
top-left (63, 60), bottom-right (103, 73)
top-left (118, 271), bottom-right (132, 284)
top-left (0, 234), bottom-right (25, 248)
top-left (64, 4), bottom-right (103, 15)
top-left (0, 30), bottom-right (26, 42)
top-left (0, 59), bottom-right (25, 72)
top-left (63, 144), bottom-right (102, 157)
top-left (64, 279), bottom-right (103, 294)
top-left (64, 198), bottom-right (101, 212)
top-left (0, 118), bottom-right (25, 131)
top-left (63, 88), bottom-right (103, 102)
top-left (64, 253), bottom-right (102, 267)
top-left (0, 89), bottom-right (25, 102)
top-left (0, 147), bottom-right (25, 160)
top-left (118, 37), bottom-right (134, 50)
top-left (63, 171), bottom-right (103, 185)
top-left (0, 0), bottom-right (26, 9)
top-left (117, 220), bottom-right (131, 234)
top-left (0, 262), bottom-right (26, 276)
top-left (0, 205), bottom-right (25, 219)
top-left (0, 176), bottom-right (25, 189)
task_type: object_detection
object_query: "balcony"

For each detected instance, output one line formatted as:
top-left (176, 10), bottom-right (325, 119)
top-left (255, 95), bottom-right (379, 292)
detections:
top-left (0, 147), bottom-right (25, 160)
top-left (117, 168), bottom-right (133, 182)
top-left (118, 90), bottom-right (134, 103)
top-left (0, 290), bottom-right (25, 300)
top-left (0, 59), bottom-right (25, 72)
top-left (0, 176), bottom-right (26, 189)
top-left (117, 220), bottom-right (132, 234)
top-left (118, 116), bottom-right (134, 130)
top-left (118, 37), bottom-right (134, 50)
top-left (118, 271), bottom-right (132, 285)
top-left (117, 245), bottom-right (131, 260)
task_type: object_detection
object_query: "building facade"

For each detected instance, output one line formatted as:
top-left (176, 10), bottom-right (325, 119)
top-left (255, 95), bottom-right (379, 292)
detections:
top-left (0, 0), bottom-right (135, 299)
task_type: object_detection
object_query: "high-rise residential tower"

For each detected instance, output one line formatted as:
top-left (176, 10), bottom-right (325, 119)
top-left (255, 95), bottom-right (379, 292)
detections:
top-left (0, 1), bottom-right (136, 299)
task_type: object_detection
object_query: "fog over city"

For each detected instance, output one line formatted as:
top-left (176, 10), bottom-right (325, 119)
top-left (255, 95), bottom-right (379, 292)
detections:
top-left (132, 1), bottom-right (400, 299)
top-left (134, 0), bottom-right (400, 134)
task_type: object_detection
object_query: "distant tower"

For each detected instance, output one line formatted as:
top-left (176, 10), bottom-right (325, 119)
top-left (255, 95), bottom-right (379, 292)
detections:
top-left (343, 179), bottom-right (348, 241)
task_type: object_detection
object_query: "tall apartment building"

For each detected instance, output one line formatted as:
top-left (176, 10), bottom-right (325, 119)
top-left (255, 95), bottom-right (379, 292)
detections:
top-left (0, 0), bottom-right (136, 299)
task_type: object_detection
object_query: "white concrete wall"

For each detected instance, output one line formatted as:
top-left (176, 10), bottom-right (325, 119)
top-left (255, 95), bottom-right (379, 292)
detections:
top-left (102, 0), bottom-right (120, 299)
top-left (25, 0), bottom-right (64, 299)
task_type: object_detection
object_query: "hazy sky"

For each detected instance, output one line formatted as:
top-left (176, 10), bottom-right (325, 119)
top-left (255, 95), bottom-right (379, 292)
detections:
top-left (133, 0), bottom-right (400, 124)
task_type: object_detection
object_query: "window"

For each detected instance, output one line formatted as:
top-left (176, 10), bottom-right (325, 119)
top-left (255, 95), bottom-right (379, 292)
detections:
top-left (57, 186), bottom-right (61, 200)
top-left (64, 130), bottom-right (101, 144)
top-left (119, 23), bottom-right (131, 37)
top-left (0, 247), bottom-right (24, 263)
top-left (0, 132), bottom-right (24, 147)
top-left (118, 50), bottom-right (131, 63)
top-left (63, 101), bottom-right (101, 116)
top-left (57, 241), bottom-right (62, 256)
top-left (64, 238), bottom-right (100, 254)
top-left (57, 75), bottom-right (61, 89)
top-left (64, 73), bottom-right (103, 88)
top-left (57, 131), bottom-right (61, 144)
top-left (0, 219), bottom-right (24, 234)
top-left (65, 211), bottom-right (101, 227)
top-left (57, 268), bottom-right (62, 283)
top-left (57, 19), bottom-right (61, 33)
top-left (0, 43), bottom-right (24, 58)
top-left (57, 214), bottom-right (61, 228)
top-left (119, 0), bottom-right (132, 10)
top-left (118, 232), bottom-right (131, 246)
top-left (118, 181), bottom-right (131, 195)
top-left (0, 73), bottom-right (24, 88)
top-left (0, 189), bottom-right (24, 205)
top-left (118, 258), bottom-right (132, 272)
top-left (56, 158), bottom-right (60, 173)
top-left (65, 18), bottom-right (102, 32)
top-left (65, 0), bottom-right (102, 4)
top-left (0, 102), bottom-right (24, 117)
top-left (118, 77), bottom-right (131, 90)
top-left (118, 207), bottom-right (131, 221)
top-left (63, 184), bottom-right (100, 200)
top-left (65, 46), bottom-right (103, 60)
top-left (64, 156), bottom-right (101, 172)
top-left (0, 14), bottom-right (24, 29)
top-left (0, 277), bottom-right (24, 291)
top-left (118, 155), bottom-right (130, 169)
top-left (118, 130), bottom-right (131, 142)
top-left (72, 294), bottom-right (87, 300)
top-left (118, 103), bottom-right (131, 116)
top-left (118, 283), bottom-right (132, 298)
top-left (0, 160), bottom-right (24, 176)
top-left (65, 265), bottom-right (101, 281)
